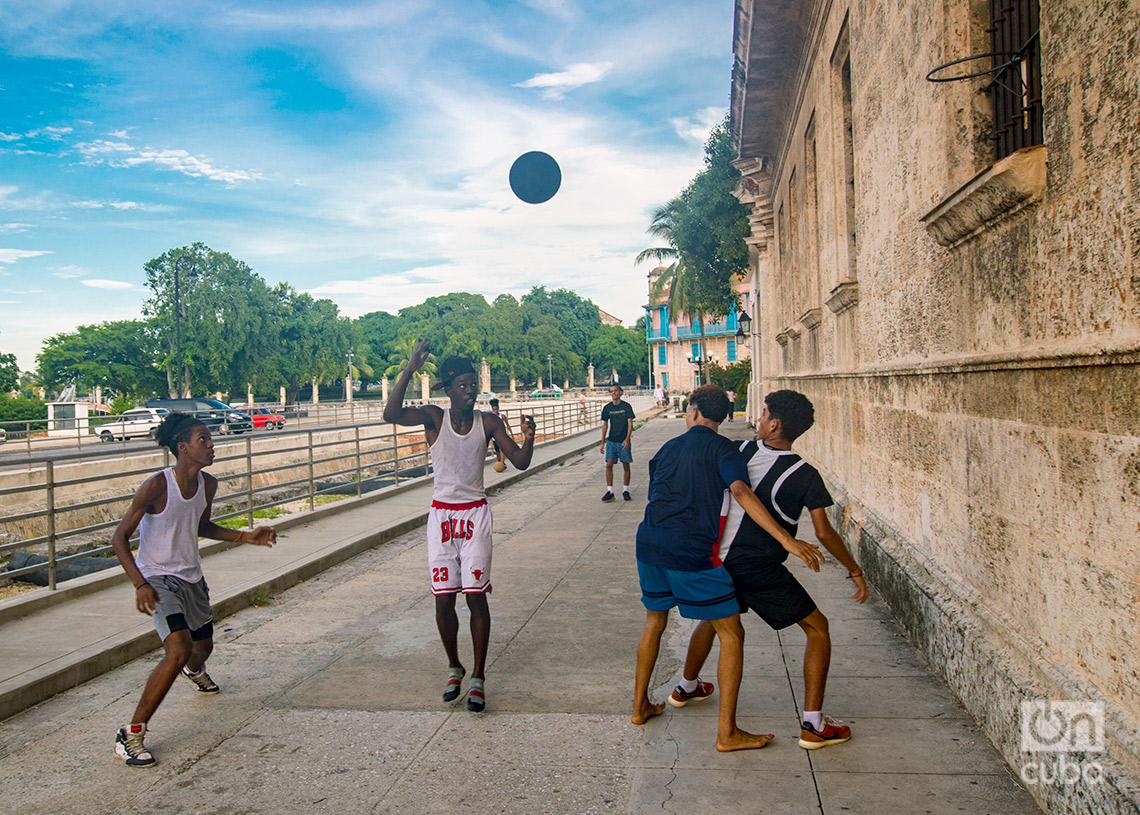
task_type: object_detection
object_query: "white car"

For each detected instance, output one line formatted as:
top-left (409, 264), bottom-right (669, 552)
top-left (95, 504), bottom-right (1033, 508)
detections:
top-left (97, 408), bottom-right (169, 442)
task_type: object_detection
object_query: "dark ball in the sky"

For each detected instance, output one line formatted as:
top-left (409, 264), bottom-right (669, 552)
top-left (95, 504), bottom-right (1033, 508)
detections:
top-left (509, 151), bottom-right (561, 204)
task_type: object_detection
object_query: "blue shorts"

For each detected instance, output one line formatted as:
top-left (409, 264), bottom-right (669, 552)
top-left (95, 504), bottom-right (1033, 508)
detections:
top-left (605, 440), bottom-right (632, 463)
top-left (637, 561), bottom-right (740, 620)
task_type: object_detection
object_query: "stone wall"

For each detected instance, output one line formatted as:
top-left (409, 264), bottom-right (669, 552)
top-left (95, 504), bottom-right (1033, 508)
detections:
top-left (732, 0), bottom-right (1140, 810)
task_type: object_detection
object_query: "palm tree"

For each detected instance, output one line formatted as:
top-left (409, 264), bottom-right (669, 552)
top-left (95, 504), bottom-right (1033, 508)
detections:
top-left (384, 337), bottom-right (436, 383)
top-left (636, 200), bottom-right (712, 384)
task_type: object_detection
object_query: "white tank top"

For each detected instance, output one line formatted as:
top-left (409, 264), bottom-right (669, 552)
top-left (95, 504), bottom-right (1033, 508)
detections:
top-left (136, 468), bottom-right (207, 582)
top-left (431, 409), bottom-right (487, 503)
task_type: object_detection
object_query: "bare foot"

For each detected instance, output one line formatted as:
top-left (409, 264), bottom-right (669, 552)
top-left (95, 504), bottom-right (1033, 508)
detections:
top-left (631, 701), bottom-right (666, 725)
top-left (716, 728), bottom-right (774, 752)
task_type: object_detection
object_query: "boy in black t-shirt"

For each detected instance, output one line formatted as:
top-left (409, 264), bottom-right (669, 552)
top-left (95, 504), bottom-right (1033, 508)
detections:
top-left (672, 390), bottom-right (868, 750)
top-left (600, 385), bottom-right (635, 501)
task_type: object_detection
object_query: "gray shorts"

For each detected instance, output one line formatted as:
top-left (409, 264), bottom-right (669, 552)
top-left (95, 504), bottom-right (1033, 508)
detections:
top-left (149, 574), bottom-right (213, 642)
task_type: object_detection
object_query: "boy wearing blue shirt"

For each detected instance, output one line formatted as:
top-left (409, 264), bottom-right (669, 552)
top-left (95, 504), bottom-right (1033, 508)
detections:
top-left (631, 385), bottom-right (824, 751)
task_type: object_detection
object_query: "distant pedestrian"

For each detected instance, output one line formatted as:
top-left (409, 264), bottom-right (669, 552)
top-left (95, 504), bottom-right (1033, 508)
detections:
top-left (488, 398), bottom-right (512, 472)
top-left (600, 384), bottom-right (635, 502)
top-left (111, 413), bottom-right (277, 767)
top-left (726, 389), bottom-right (736, 421)
top-left (578, 390), bottom-right (588, 423)
top-left (631, 385), bottom-right (824, 751)
top-left (654, 385), bottom-right (665, 408)
top-left (384, 340), bottom-right (536, 712)
top-left (674, 389), bottom-right (866, 750)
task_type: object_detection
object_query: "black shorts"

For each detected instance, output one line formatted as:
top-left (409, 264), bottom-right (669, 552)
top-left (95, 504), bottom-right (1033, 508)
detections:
top-left (724, 555), bottom-right (816, 630)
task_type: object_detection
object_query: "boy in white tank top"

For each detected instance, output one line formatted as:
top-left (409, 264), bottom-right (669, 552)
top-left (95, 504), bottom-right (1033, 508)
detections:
top-left (110, 413), bottom-right (277, 767)
top-left (384, 340), bottom-right (536, 712)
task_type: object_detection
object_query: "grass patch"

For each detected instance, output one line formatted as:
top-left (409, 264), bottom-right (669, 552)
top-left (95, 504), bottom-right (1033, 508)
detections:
top-left (248, 586), bottom-right (275, 607)
top-left (216, 505), bottom-right (291, 530)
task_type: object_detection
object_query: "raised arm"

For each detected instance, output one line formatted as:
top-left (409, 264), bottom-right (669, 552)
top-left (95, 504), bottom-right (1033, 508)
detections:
top-left (383, 338), bottom-right (440, 429)
top-left (487, 411), bottom-right (536, 470)
top-left (728, 480), bottom-right (824, 571)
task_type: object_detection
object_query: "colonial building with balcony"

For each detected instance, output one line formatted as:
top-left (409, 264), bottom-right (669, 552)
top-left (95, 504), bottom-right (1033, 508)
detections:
top-left (644, 267), bottom-right (751, 395)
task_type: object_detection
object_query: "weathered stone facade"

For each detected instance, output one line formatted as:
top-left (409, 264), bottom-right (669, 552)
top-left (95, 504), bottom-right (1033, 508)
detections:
top-left (731, 1), bottom-right (1140, 812)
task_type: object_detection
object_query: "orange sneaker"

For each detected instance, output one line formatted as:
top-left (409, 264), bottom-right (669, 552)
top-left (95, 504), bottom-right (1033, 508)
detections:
top-left (799, 716), bottom-right (851, 749)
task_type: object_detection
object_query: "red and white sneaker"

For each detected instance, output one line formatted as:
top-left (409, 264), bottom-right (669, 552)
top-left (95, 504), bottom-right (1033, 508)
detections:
top-left (668, 679), bottom-right (714, 708)
top-left (799, 715), bottom-right (852, 749)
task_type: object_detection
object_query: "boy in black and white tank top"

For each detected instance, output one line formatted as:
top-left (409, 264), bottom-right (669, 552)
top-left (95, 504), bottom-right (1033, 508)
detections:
top-left (111, 413), bottom-right (277, 767)
top-left (384, 341), bottom-right (536, 712)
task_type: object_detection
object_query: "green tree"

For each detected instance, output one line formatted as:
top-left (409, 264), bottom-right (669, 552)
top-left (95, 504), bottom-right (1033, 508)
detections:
top-left (397, 293), bottom-right (490, 360)
top-left (0, 352), bottom-right (17, 393)
top-left (144, 243), bottom-right (279, 396)
top-left (636, 120), bottom-right (748, 381)
top-left (271, 285), bottom-right (352, 404)
top-left (36, 321), bottom-right (165, 398)
top-left (587, 324), bottom-right (648, 384)
top-left (521, 286), bottom-right (602, 359)
top-left (384, 337), bottom-right (437, 382)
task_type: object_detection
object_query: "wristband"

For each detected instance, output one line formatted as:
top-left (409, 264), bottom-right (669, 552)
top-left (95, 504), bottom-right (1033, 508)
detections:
top-left (846, 571), bottom-right (864, 579)
top-left (134, 581), bottom-right (151, 590)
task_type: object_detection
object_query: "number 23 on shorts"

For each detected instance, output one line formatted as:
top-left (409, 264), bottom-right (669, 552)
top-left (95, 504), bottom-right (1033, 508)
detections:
top-left (432, 566), bottom-right (449, 583)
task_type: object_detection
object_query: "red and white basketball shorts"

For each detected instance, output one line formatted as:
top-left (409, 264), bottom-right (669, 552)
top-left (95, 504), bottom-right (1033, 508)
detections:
top-left (427, 499), bottom-right (492, 595)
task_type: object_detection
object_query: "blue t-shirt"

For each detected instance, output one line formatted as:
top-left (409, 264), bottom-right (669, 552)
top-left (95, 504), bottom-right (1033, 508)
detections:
top-left (635, 425), bottom-right (750, 572)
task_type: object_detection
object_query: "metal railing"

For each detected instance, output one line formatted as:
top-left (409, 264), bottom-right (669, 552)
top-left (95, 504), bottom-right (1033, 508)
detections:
top-left (1, 396), bottom-right (652, 590)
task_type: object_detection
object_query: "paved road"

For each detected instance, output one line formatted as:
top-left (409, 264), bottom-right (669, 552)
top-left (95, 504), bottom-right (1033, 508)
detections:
top-left (0, 416), bottom-right (1042, 815)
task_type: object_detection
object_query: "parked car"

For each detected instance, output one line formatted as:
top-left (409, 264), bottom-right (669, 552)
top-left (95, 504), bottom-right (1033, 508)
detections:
top-left (144, 397), bottom-right (253, 434)
top-left (96, 407), bottom-right (169, 442)
top-left (244, 406), bottom-right (287, 430)
top-left (475, 392), bottom-right (500, 404)
top-left (528, 387), bottom-right (563, 400)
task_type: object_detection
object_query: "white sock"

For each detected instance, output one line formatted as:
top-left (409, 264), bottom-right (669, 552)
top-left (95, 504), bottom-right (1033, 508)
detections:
top-left (605, 487), bottom-right (613, 494)
top-left (679, 677), bottom-right (700, 693)
top-left (803, 710), bottom-right (823, 730)
top-left (622, 486), bottom-right (630, 494)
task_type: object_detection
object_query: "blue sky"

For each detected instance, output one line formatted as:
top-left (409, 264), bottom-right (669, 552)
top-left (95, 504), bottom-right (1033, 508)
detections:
top-left (0, 1), bottom-right (733, 370)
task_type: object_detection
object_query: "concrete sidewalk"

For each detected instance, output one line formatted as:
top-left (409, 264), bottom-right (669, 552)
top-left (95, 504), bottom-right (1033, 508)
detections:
top-left (0, 416), bottom-right (1042, 814)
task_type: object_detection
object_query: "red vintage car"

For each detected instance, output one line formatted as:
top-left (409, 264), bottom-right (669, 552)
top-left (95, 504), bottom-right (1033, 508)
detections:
top-left (244, 406), bottom-right (288, 430)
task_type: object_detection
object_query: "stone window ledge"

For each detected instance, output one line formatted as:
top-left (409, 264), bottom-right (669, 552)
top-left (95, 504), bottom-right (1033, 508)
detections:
top-left (799, 308), bottom-right (822, 330)
top-left (921, 145), bottom-right (1047, 248)
top-left (826, 281), bottom-right (859, 315)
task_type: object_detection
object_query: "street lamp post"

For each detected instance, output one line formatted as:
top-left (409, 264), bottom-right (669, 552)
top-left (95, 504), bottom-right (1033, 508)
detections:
top-left (547, 354), bottom-right (553, 388)
top-left (174, 254), bottom-right (184, 397)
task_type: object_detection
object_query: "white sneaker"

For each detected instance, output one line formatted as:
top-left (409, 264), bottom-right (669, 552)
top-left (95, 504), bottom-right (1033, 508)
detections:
top-left (115, 724), bottom-right (156, 767)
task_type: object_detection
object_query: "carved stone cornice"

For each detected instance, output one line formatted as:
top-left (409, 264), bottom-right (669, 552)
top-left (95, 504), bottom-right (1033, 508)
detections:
top-left (775, 331), bottom-right (790, 346)
top-left (825, 281), bottom-right (859, 315)
top-left (799, 307), bottom-right (822, 330)
top-left (920, 145), bottom-right (1047, 248)
top-left (784, 325), bottom-right (801, 340)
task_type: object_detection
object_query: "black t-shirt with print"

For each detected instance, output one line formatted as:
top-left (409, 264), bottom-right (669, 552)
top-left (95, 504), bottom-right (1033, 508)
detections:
top-left (601, 400), bottom-right (635, 443)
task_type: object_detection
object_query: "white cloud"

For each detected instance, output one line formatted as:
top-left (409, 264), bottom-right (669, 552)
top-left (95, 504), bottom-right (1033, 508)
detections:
top-left (0, 222), bottom-right (35, 233)
top-left (0, 133), bottom-right (20, 142)
top-left (26, 126), bottom-right (73, 140)
top-left (76, 141), bottom-right (265, 187)
top-left (71, 199), bottom-right (144, 210)
top-left (80, 278), bottom-right (134, 290)
top-left (514, 62), bottom-right (613, 99)
top-left (0, 248), bottom-right (52, 265)
top-left (108, 129), bottom-right (131, 139)
top-left (670, 106), bottom-right (727, 145)
top-left (50, 265), bottom-right (89, 278)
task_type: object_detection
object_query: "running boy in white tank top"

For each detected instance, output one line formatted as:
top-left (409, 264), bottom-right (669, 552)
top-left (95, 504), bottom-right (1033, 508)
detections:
top-left (110, 413), bottom-right (277, 767)
top-left (384, 339), bottom-right (536, 712)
